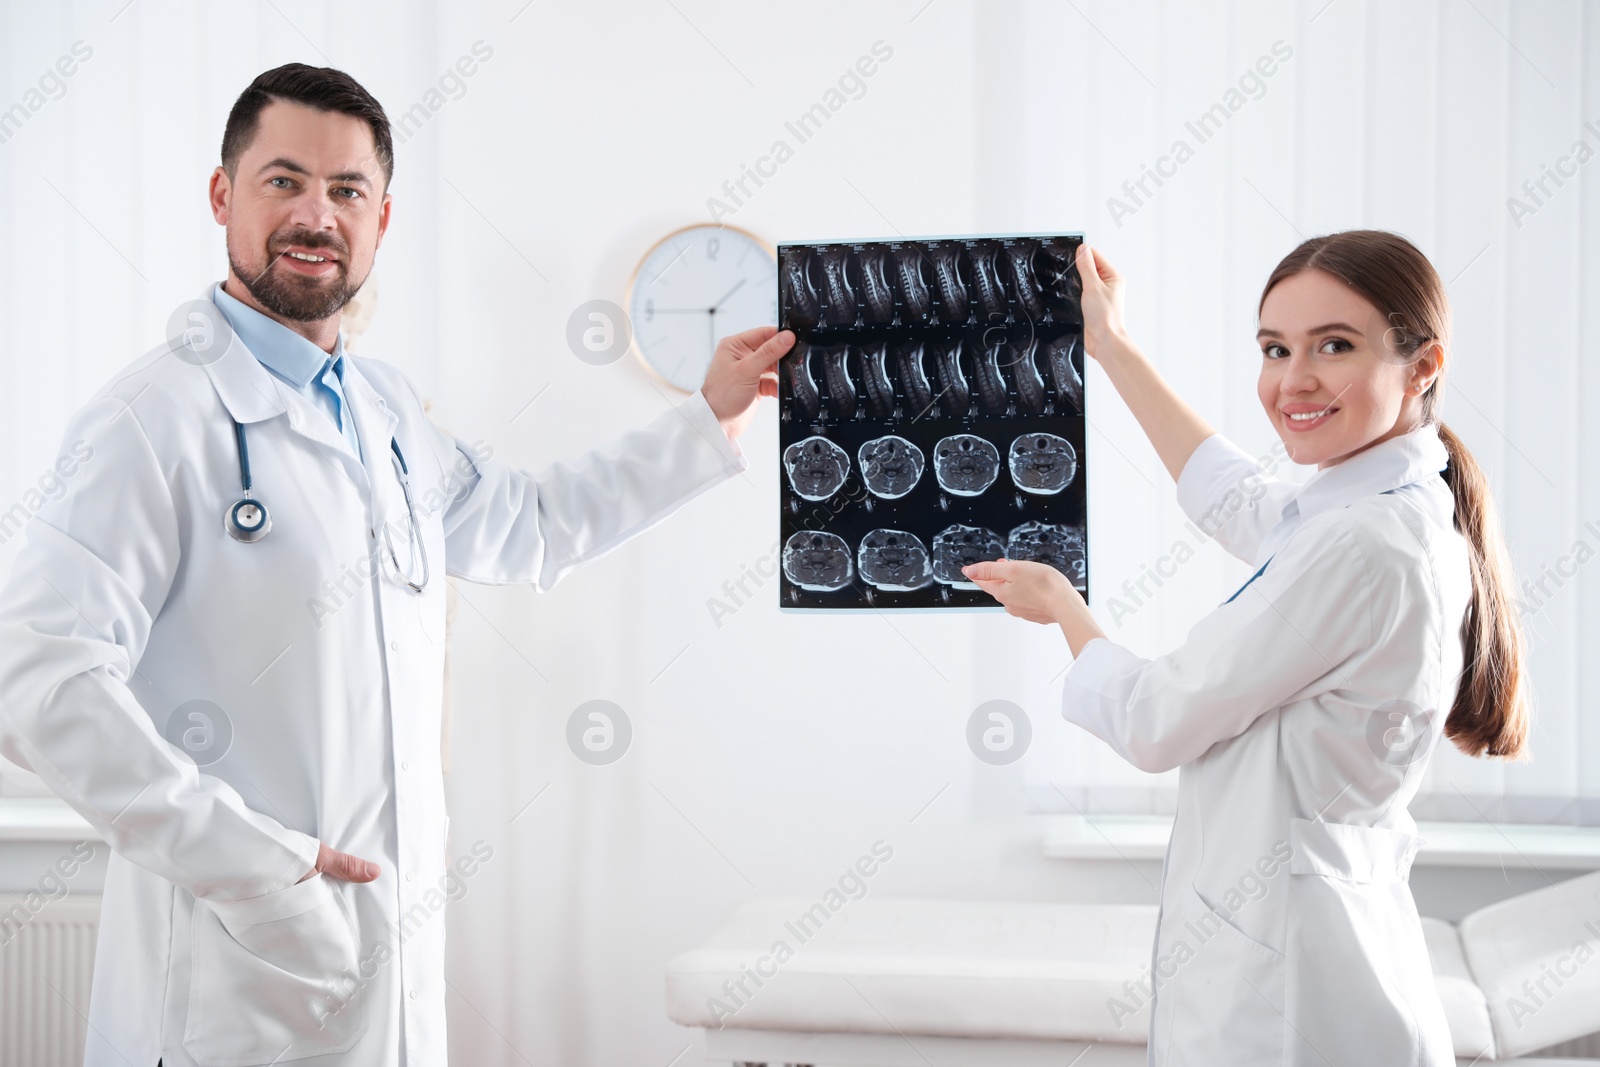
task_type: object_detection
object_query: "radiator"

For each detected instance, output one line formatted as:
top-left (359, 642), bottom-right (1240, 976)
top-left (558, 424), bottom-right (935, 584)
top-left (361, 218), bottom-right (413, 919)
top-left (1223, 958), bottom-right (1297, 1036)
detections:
top-left (1538, 1032), bottom-right (1600, 1058)
top-left (0, 894), bottom-right (100, 1067)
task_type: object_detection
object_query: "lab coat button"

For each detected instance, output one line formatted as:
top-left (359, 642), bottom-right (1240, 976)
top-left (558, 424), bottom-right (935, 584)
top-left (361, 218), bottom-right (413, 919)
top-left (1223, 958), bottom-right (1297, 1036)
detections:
top-left (409, 989), bottom-right (418, 1000)
top-left (390, 641), bottom-right (398, 651)
top-left (401, 760), bottom-right (410, 771)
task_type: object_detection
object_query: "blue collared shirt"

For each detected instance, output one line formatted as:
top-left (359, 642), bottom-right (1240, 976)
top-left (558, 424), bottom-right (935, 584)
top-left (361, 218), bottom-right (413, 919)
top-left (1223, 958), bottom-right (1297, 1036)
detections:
top-left (212, 283), bottom-right (363, 462)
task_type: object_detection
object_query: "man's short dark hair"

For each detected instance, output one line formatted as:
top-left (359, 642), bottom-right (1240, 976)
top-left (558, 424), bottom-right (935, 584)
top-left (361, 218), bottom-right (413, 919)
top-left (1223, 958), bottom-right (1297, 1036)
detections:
top-left (221, 63), bottom-right (394, 191)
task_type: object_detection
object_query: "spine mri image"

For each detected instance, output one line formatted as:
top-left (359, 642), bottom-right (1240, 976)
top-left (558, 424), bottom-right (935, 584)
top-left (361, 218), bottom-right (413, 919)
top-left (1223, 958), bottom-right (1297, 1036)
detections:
top-left (777, 232), bottom-right (1088, 610)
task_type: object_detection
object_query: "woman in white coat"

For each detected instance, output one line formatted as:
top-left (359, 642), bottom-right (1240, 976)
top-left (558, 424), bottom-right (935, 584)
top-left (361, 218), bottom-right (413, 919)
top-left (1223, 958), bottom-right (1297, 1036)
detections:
top-left (967, 230), bottom-right (1529, 1066)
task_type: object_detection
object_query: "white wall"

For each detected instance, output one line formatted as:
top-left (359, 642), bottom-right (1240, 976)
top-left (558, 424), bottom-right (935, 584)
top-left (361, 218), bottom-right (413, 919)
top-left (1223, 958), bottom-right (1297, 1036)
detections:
top-left (1, 1), bottom-right (1597, 1064)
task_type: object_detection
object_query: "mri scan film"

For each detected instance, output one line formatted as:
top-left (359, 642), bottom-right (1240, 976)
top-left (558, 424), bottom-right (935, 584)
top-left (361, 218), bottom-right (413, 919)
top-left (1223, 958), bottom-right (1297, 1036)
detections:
top-left (778, 232), bottom-right (1088, 610)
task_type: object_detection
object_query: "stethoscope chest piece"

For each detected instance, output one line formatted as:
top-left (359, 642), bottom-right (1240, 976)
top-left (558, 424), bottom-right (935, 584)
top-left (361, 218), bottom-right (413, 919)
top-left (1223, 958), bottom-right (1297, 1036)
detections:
top-left (226, 496), bottom-right (271, 543)
top-left (225, 419), bottom-right (271, 543)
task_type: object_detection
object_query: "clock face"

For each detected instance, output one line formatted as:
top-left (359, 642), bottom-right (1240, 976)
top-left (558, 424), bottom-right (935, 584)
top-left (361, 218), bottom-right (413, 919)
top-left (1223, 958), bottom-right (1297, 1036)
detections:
top-left (628, 224), bottom-right (778, 392)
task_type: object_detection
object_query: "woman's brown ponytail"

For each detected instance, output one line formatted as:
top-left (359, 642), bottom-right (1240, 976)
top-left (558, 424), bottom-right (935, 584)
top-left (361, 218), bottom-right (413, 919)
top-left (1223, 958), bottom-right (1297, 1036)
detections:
top-left (1261, 230), bottom-right (1530, 759)
top-left (1434, 422), bottom-right (1530, 757)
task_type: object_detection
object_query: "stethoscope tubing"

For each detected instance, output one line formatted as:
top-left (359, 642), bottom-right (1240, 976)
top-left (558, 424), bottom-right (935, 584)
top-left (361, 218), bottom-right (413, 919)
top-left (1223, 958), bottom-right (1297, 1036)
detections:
top-left (384, 437), bottom-right (429, 593)
top-left (223, 419), bottom-right (429, 593)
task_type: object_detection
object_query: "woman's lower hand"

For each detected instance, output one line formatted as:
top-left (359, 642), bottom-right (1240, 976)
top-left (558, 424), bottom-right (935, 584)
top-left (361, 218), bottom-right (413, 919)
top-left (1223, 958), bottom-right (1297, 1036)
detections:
top-left (963, 558), bottom-right (1079, 624)
top-left (965, 558), bottom-right (1106, 656)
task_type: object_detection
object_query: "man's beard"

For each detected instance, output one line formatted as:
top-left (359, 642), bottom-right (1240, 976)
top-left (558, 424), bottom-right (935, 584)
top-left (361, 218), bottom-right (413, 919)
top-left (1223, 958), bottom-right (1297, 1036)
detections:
top-left (229, 234), bottom-right (364, 323)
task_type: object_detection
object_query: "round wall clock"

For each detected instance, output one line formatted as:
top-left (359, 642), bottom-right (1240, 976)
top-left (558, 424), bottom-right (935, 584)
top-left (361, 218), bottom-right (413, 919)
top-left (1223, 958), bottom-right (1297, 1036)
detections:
top-left (627, 223), bottom-right (777, 392)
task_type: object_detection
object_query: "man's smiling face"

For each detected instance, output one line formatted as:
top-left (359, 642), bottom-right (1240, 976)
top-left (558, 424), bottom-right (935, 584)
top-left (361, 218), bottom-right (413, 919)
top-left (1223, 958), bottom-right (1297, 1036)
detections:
top-left (210, 99), bottom-right (391, 327)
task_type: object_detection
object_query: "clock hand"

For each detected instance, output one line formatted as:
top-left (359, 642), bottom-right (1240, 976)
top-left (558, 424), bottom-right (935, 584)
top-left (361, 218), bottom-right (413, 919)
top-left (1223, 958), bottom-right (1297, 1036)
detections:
top-left (709, 278), bottom-right (747, 312)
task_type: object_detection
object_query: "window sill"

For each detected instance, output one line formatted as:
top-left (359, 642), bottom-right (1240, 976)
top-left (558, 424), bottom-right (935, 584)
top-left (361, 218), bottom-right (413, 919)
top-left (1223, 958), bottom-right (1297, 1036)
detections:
top-left (1040, 814), bottom-right (1600, 870)
top-left (12, 800), bottom-right (1600, 869)
top-left (0, 797), bottom-right (99, 843)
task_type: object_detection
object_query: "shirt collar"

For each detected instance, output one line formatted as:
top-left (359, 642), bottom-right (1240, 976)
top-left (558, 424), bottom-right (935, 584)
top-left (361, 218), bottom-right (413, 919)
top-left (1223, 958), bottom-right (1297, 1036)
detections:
top-left (211, 282), bottom-right (345, 388)
top-left (1283, 422), bottom-right (1451, 525)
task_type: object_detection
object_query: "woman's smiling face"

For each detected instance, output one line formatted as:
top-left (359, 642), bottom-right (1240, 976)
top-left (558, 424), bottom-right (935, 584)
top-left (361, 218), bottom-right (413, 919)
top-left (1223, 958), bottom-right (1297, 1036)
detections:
top-left (1256, 268), bottom-right (1441, 469)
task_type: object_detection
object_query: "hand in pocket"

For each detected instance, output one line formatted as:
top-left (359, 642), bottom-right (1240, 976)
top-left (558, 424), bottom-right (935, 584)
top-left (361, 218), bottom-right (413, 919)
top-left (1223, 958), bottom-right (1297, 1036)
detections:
top-left (298, 840), bottom-right (381, 883)
top-left (185, 872), bottom-right (369, 1066)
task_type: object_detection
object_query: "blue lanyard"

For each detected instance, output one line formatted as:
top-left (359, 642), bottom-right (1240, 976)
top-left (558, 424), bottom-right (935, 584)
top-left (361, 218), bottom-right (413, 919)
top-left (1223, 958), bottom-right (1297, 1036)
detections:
top-left (1223, 555), bottom-right (1274, 605)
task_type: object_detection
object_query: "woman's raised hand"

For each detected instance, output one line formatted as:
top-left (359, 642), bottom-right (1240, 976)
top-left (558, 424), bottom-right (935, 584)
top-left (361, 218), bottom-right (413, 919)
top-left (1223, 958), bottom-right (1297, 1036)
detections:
top-left (1076, 243), bottom-right (1131, 362)
top-left (1069, 243), bottom-right (1217, 484)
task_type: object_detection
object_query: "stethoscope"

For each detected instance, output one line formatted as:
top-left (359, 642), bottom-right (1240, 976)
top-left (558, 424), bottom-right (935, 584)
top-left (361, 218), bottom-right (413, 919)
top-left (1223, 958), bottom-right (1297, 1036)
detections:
top-left (224, 419), bottom-right (430, 593)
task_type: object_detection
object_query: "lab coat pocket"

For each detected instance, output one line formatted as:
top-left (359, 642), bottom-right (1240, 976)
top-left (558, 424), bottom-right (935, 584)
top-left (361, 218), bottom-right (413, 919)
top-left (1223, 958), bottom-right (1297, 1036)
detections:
top-left (183, 873), bottom-right (368, 1067)
top-left (1284, 817), bottom-right (1451, 1066)
top-left (1169, 883), bottom-right (1285, 1064)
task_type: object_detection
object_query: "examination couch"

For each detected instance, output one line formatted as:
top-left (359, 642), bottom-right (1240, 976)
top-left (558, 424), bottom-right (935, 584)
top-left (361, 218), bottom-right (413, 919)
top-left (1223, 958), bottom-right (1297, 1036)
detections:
top-left (667, 870), bottom-right (1600, 1065)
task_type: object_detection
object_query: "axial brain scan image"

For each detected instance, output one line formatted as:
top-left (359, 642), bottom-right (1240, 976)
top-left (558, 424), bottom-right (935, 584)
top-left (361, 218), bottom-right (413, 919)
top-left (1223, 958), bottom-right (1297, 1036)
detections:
top-left (783, 435), bottom-right (851, 501)
top-left (858, 435), bottom-right (925, 499)
top-left (777, 232), bottom-right (1087, 610)
top-left (931, 525), bottom-right (1006, 588)
top-left (782, 531), bottom-right (854, 592)
top-left (934, 434), bottom-right (1001, 497)
top-left (858, 529), bottom-right (933, 591)
top-left (1007, 521), bottom-right (1087, 588)
top-left (1009, 433), bottom-right (1078, 495)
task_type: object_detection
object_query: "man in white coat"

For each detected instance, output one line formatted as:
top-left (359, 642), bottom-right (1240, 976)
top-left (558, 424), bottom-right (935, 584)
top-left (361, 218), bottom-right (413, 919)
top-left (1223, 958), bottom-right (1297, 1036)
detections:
top-left (0, 63), bottom-right (791, 1067)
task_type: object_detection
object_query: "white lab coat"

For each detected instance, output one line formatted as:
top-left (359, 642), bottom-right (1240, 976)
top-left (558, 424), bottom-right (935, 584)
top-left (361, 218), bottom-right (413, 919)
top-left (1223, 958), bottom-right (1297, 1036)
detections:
top-left (1063, 425), bottom-right (1467, 1066)
top-left (0, 284), bottom-right (747, 1067)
